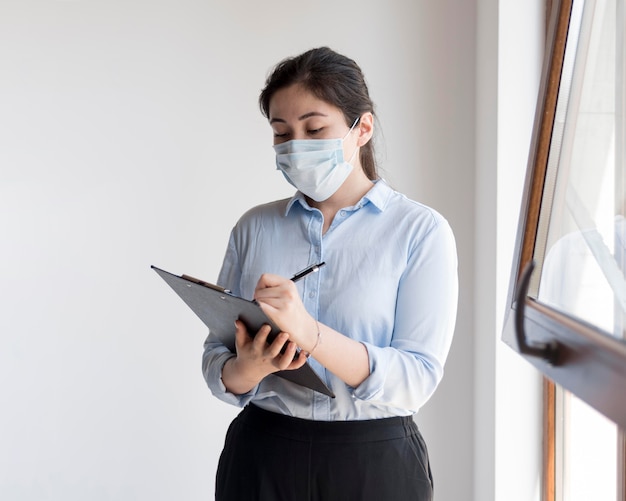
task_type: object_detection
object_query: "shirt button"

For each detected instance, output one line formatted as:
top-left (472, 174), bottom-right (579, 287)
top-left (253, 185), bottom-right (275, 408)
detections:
top-left (309, 291), bottom-right (316, 298)
top-left (340, 210), bottom-right (346, 217)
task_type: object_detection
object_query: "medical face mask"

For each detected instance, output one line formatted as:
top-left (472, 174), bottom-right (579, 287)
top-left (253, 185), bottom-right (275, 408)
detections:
top-left (273, 118), bottom-right (360, 202)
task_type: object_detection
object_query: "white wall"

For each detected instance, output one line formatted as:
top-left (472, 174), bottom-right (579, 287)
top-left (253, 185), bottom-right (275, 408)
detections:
top-left (0, 0), bottom-right (543, 500)
top-left (402, 4), bottom-right (477, 500)
top-left (474, 1), bottom-right (545, 500)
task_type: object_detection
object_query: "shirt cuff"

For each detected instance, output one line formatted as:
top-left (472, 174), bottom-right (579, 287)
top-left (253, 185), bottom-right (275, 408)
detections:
top-left (351, 341), bottom-right (387, 401)
top-left (203, 350), bottom-right (258, 407)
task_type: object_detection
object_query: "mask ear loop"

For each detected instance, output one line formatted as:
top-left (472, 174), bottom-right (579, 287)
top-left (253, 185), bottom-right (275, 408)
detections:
top-left (342, 116), bottom-right (361, 140)
top-left (342, 116), bottom-right (361, 164)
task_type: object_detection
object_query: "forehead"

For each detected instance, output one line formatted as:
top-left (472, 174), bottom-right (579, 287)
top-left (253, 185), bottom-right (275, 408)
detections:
top-left (268, 84), bottom-right (342, 122)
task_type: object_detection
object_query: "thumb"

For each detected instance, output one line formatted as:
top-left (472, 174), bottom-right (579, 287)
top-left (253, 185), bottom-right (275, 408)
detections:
top-left (234, 320), bottom-right (251, 349)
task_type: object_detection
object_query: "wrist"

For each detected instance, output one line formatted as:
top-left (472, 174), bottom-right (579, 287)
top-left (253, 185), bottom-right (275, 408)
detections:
top-left (231, 357), bottom-right (267, 385)
top-left (305, 319), bottom-right (322, 358)
top-left (222, 357), bottom-right (264, 395)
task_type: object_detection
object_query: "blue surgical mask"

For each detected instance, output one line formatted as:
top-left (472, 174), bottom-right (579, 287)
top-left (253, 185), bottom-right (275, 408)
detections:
top-left (273, 118), bottom-right (360, 202)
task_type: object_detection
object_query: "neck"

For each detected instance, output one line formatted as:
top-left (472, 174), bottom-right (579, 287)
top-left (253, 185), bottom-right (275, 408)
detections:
top-left (306, 167), bottom-right (375, 232)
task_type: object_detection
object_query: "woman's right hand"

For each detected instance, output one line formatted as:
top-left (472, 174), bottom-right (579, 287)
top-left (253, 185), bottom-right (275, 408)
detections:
top-left (220, 320), bottom-right (307, 395)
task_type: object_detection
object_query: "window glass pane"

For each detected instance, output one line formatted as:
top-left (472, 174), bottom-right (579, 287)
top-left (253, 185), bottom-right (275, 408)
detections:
top-left (556, 387), bottom-right (618, 501)
top-left (535, 0), bottom-right (625, 339)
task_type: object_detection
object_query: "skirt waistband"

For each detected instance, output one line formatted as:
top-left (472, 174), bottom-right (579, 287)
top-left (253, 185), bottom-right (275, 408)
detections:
top-left (237, 404), bottom-right (418, 443)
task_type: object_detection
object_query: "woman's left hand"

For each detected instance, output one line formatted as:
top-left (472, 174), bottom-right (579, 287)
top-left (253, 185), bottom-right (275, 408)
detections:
top-left (254, 273), bottom-right (319, 353)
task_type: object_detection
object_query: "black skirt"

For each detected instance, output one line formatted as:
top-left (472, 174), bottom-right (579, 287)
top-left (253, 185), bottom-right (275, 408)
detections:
top-left (215, 404), bottom-right (433, 501)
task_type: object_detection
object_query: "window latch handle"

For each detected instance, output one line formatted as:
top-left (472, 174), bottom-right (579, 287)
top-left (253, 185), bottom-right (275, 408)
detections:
top-left (514, 260), bottom-right (561, 366)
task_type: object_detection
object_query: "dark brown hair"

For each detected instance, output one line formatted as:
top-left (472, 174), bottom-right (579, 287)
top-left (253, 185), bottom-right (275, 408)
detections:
top-left (259, 47), bottom-right (378, 180)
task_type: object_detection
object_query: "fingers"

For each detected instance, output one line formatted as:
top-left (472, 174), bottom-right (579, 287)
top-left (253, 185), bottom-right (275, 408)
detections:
top-left (234, 320), bottom-right (252, 350)
top-left (285, 349), bottom-right (308, 370)
top-left (264, 331), bottom-right (290, 358)
top-left (234, 319), bottom-right (306, 373)
top-left (271, 341), bottom-right (309, 372)
top-left (254, 275), bottom-right (306, 340)
top-left (251, 323), bottom-right (273, 348)
top-left (235, 321), bottom-right (289, 358)
top-left (255, 272), bottom-right (286, 290)
top-left (254, 273), bottom-right (298, 304)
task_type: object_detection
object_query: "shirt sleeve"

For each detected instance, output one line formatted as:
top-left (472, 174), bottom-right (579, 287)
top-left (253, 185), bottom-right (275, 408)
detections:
top-left (352, 217), bottom-right (458, 413)
top-left (201, 231), bottom-right (259, 407)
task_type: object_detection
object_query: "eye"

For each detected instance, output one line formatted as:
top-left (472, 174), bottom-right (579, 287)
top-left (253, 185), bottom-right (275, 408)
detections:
top-left (307, 128), bottom-right (323, 135)
top-left (273, 132), bottom-right (289, 138)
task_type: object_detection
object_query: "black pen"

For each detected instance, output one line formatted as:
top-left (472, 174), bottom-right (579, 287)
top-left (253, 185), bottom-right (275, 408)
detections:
top-left (290, 262), bottom-right (326, 283)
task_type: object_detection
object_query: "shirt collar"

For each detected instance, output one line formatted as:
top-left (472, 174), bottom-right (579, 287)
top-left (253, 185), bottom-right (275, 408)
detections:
top-left (284, 179), bottom-right (392, 216)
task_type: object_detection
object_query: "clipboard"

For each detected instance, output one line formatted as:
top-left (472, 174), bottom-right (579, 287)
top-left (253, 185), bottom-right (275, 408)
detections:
top-left (151, 265), bottom-right (334, 398)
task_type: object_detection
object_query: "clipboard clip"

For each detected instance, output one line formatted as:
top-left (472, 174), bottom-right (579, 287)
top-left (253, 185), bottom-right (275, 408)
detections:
top-left (182, 274), bottom-right (232, 294)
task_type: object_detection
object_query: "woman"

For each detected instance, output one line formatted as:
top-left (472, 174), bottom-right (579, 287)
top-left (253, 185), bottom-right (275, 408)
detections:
top-left (202, 47), bottom-right (458, 500)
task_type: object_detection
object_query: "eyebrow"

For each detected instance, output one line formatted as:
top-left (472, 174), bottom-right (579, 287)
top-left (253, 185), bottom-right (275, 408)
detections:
top-left (269, 111), bottom-right (328, 124)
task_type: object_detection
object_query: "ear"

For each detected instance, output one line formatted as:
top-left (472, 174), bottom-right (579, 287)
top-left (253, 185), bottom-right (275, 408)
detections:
top-left (356, 112), bottom-right (374, 147)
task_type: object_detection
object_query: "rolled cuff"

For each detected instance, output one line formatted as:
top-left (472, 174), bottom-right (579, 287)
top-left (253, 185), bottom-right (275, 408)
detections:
top-left (202, 348), bottom-right (258, 407)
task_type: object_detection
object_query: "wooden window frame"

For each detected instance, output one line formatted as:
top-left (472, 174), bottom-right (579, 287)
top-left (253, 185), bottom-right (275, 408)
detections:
top-left (501, 0), bottom-right (626, 498)
top-left (502, 0), bottom-right (626, 430)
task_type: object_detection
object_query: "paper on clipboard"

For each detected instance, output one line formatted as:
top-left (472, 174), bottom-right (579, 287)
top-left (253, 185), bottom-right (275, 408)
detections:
top-left (151, 265), bottom-right (334, 398)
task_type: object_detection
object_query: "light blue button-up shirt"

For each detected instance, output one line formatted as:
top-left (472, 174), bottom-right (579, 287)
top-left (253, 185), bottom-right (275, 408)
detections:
top-left (202, 180), bottom-right (458, 420)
